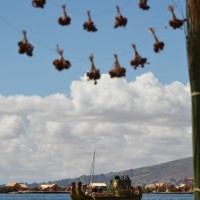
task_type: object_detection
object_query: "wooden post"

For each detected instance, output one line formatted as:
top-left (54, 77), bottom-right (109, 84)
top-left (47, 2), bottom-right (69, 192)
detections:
top-left (186, 1), bottom-right (200, 199)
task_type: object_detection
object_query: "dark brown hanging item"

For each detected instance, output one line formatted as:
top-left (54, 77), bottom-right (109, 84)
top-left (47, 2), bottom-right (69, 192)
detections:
top-left (32, 0), bottom-right (46, 8)
top-left (109, 54), bottom-right (126, 78)
top-left (53, 45), bottom-right (71, 71)
top-left (130, 44), bottom-right (148, 69)
top-left (114, 5), bottom-right (128, 28)
top-left (83, 11), bottom-right (97, 32)
top-left (86, 54), bottom-right (101, 84)
top-left (58, 4), bottom-right (71, 26)
top-left (149, 27), bottom-right (164, 53)
top-left (139, 0), bottom-right (150, 10)
top-left (18, 30), bottom-right (34, 57)
top-left (168, 5), bottom-right (187, 29)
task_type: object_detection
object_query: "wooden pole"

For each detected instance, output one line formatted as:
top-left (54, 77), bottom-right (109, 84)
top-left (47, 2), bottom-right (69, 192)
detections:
top-left (186, 1), bottom-right (200, 199)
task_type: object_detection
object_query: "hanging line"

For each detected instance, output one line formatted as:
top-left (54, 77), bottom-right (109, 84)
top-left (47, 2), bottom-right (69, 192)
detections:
top-left (0, 13), bottom-right (88, 62)
top-left (0, 15), bottom-right (21, 34)
top-left (49, 0), bottom-right (133, 16)
top-left (0, 1), bottom-right (185, 66)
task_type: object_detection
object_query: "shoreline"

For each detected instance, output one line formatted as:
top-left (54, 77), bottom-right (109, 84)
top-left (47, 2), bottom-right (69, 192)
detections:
top-left (146, 192), bottom-right (193, 194)
top-left (6, 191), bottom-right (193, 195)
top-left (8, 191), bottom-right (70, 194)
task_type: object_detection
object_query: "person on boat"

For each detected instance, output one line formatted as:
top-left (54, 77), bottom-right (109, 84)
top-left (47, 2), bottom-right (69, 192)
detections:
top-left (124, 174), bottom-right (130, 180)
top-left (92, 187), bottom-right (98, 192)
top-left (98, 186), bottom-right (102, 193)
top-left (115, 174), bottom-right (120, 179)
top-left (85, 189), bottom-right (89, 195)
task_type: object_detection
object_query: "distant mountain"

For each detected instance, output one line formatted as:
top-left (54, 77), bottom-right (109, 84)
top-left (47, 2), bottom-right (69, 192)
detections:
top-left (27, 157), bottom-right (193, 188)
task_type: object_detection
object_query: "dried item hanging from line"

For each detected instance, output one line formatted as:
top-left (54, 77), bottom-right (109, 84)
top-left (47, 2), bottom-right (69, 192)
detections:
top-left (58, 4), bottom-right (71, 26)
top-left (32, 0), bottom-right (46, 8)
top-left (114, 5), bottom-right (128, 28)
top-left (53, 45), bottom-right (71, 71)
top-left (109, 54), bottom-right (126, 78)
top-left (168, 5), bottom-right (187, 29)
top-left (18, 30), bottom-right (34, 57)
top-left (130, 44), bottom-right (148, 69)
top-left (149, 27), bottom-right (164, 53)
top-left (86, 54), bottom-right (101, 84)
top-left (83, 11), bottom-right (97, 32)
top-left (139, 0), bottom-right (150, 10)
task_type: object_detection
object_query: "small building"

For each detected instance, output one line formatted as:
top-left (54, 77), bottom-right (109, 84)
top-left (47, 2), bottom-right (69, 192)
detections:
top-left (144, 183), bottom-right (156, 192)
top-left (39, 184), bottom-right (61, 192)
top-left (154, 182), bottom-right (169, 192)
top-left (19, 184), bottom-right (29, 191)
top-left (5, 182), bottom-right (28, 191)
top-left (89, 183), bottom-right (107, 191)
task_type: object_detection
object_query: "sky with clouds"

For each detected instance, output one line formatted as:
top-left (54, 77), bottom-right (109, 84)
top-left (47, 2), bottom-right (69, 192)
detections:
top-left (0, 1), bottom-right (192, 184)
top-left (0, 73), bottom-right (192, 184)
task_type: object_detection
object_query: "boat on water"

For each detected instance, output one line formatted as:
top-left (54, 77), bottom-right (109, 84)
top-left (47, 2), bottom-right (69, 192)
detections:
top-left (70, 150), bottom-right (142, 200)
top-left (70, 179), bottom-right (142, 200)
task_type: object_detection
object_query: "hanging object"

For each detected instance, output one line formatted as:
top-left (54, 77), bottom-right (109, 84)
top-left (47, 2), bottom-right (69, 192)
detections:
top-left (149, 27), bottom-right (165, 53)
top-left (130, 44), bottom-right (148, 69)
top-left (18, 30), bottom-right (34, 57)
top-left (168, 5), bottom-right (187, 29)
top-left (53, 45), bottom-right (71, 71)
top-left (114, 5), bottom-right (128, 28)
top-left (139, 0), bottom-right (150, 10)
top-left (83, 11), bottom-right (97, 32)
top-left (86, 54), bottom-right (101, 84)
top-left (58, 4), bottom-right (71, 26)
top-left (109, 54), bottom-right (126, 78)
top-left (32, 0), bottom-right (46, 8)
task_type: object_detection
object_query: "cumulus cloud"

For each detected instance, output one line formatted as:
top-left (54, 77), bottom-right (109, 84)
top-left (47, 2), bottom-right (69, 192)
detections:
top-left (0, 72), bottom-right (192, 184)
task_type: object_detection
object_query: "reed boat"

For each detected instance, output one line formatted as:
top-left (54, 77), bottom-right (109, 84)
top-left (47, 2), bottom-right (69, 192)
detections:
top-left (70, 179), bottom-right (142, 200)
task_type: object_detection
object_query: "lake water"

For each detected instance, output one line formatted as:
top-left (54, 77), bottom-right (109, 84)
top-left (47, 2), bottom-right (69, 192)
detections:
top-left (0, 193), bottom-right (194, 200)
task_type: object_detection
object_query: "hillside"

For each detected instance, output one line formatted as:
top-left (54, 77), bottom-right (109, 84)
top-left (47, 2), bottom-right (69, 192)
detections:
top-left (28, 157), bottom-right (193, 188)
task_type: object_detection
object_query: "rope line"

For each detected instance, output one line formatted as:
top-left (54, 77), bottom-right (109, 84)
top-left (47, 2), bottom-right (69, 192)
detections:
top-left (0, 1), bottom-right (186, 64)
top-left (0, 15), bottom-right (21, 34)
top-left (49, 0), bottom-right (133, 16)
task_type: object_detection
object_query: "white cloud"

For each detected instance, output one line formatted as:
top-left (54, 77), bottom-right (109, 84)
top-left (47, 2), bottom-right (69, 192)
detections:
top-left (0, 72), bottom-right (192, 184)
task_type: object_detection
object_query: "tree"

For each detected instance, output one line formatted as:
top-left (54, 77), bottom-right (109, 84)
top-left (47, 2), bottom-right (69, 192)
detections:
top-left (186, 1), bottom-right (200, 199)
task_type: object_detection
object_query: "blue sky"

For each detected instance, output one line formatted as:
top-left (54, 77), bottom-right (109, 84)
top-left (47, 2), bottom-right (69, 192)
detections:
top-left (0, 1), bottom-right (192, 185)
top-left (0, 0), bottom-right (188, 96)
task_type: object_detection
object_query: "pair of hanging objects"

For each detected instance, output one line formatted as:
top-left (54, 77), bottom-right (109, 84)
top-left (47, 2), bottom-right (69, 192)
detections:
top-left (139, 0), bottom-right (150, 10)
top-left (86, 55), bottom-right (101, 84)
top-left (87, 54), bottom-right (126, 82)
top-left (130, 44), bottom-right (148, 69)
top-left (58, 4), bottom-right (71, 26)
top-left (114, 5), bottom-right (128, 28)
top-left (168, 5), bottom-right (187, 29)
top-left (83, 5), bottom-right (127, 32)
top-left (149, 28), bottom-right (165, 53)
top-left (109, 54), bottom-right (126, 78)
top-left (32, 0), bottom-right (46, 8)
top-left (83, 11), bottom-right (98, 32)
top-left (53, 45), bottom-right (71, 71)
top-left (18, 31), bottom-right (34, 57)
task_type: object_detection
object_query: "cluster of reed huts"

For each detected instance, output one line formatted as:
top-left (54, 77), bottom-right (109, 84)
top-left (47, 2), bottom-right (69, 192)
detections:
top-left (2, 178), bottom-right (194, 194)
top-left (2, 182), bottom-right (66, 193)
top-left (143, 181), bottom-right (194, 193)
